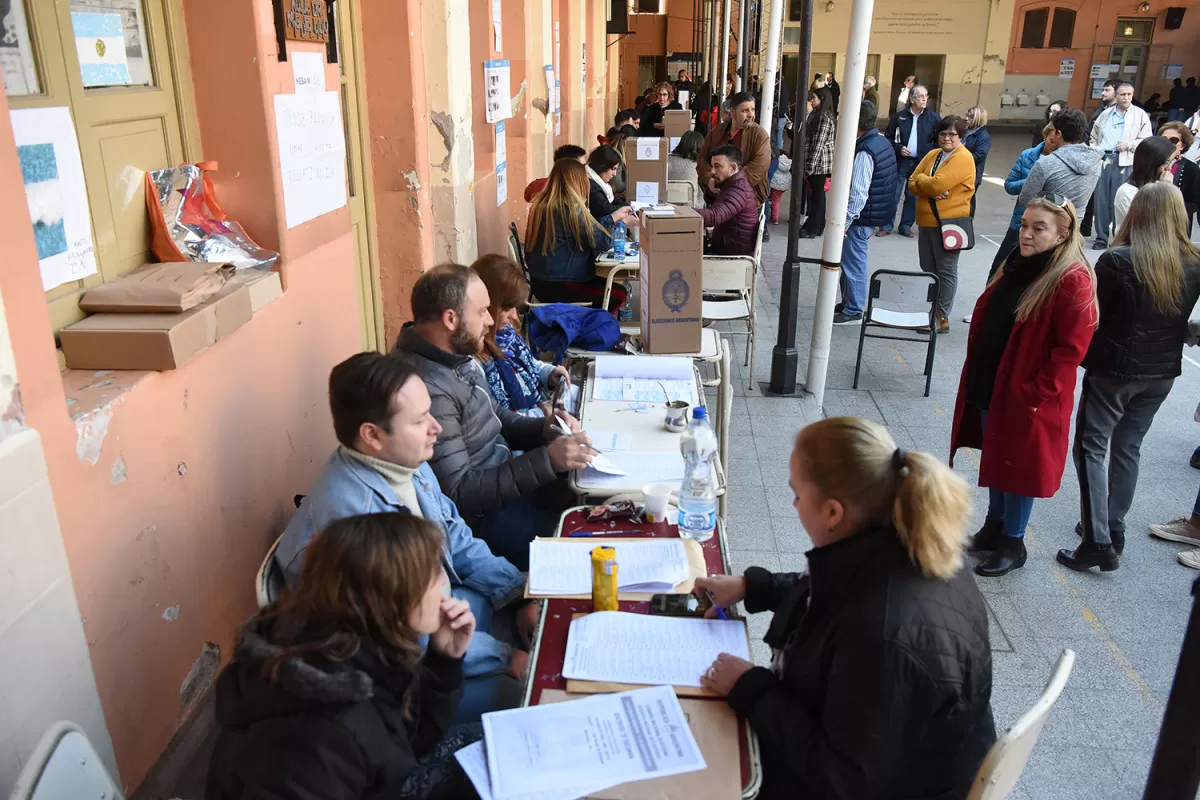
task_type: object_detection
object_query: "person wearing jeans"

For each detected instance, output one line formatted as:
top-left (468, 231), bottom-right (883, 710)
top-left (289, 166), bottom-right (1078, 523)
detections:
top-left (881, 84), bottom-right (940, 236)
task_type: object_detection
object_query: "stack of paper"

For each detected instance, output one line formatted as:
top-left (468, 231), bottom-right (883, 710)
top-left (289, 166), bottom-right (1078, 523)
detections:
top-left (528, 540), bottom-right (690, 595)
top-left (592, 355), bottom-right (698, 404)
top-left (457, 685), bottom-right (707, 799)
top-left (563, 611), bottom-right (751, 688)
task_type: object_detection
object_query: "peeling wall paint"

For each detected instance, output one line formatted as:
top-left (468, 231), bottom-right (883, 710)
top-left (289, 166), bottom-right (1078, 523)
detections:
top-left (75, 403), bottom-right (114, 464)
top-left (510, 79), bottom-right (527, 117)
top-left (402, 169), bottom-right (421, 190)
top-left (430, 111), bottom-right (455, 171)
top-left (110, 455), bottom-right (127, 484)
top-left (161, 604), bottom-right (179, 622)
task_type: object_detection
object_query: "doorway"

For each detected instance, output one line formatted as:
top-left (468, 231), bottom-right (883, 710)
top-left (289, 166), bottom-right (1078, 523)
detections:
top-left (890, 55), bottom-right (945, 113)
top-left (1110, 18), bottom-right (1154, 97)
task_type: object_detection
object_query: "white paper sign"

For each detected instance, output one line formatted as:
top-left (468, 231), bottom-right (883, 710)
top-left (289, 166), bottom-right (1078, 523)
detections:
top-left (679, 89), bottom-right (690, 108)
top-left (1166, 64), bottom-right (1184, 79)
top-left (1090, 63), bottom-right (1108, 79)
top-left (496, 161), bottom-right (507, 206)
top-left (636, 138), bottom-right (661, 160)
top-left (10, 106), bottom-right (98, 291)
top-left (582, 42), bottom-right (587, 94)
top-left (491, 0), bottom-right (503, 52)
top-left (1108, 63), bottom-right (1121, 74)
top-left (544, 65), bottom-right (555, 112)
top-left (635, 181), bottom-right (660, 204)
top-left (484, 60), bottom-right (512, 124)
top-left (1092, 78), bottom-right (1105, 99)
top-left (1059, 58), bottom-right (1075, 79)
top-left (669, 136), bottom-right (681, 152)
top-left (273, 90), bottom-right (348, 229)
top-left (291, 51), bottom-right (325, 94)
top-left (495, 120), bottom-right (506, 168)
top-left (555, 79), bottom-right (561, 134)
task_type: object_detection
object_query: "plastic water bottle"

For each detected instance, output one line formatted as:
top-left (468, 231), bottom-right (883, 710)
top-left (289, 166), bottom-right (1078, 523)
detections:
top-left (617, 281), bottom-right (634, 322)
top-left (613, 221), bottom-right (627, 256)
top-left (678, 407), bottom-right (717, 542)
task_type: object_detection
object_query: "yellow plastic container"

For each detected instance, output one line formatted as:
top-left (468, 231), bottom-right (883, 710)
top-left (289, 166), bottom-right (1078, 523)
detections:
top-left (590, 546), bottom-right (619, 611)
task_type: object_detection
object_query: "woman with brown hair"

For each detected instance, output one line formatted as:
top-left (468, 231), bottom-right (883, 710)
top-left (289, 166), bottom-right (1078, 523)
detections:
top-left (952, 195), bottom-right (1097, 577)
top-left (1061, 183), bottom-right (1200, 570)
top-left (1160, 120), bottom-right (1200, 235)
top-left (639, 80), bottom-right (681, 137)
top-left (606, 124), bottom-right (638, 197)
top-left (525, 158), bottom-right (635, 311)
top-left (471, 254), bottom-right (570, 417)
top-left (695, 417), bottom-right (994, 799)
top-left (798, 86), bottom-right (835, 238)
top-left (207, 512), bottom-right (479, 799)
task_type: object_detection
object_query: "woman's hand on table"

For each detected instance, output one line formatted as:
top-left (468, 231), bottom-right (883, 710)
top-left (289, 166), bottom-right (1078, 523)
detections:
top-left (693, 575), bottom-right (745, 617)
top-left (701, 653), bottom-right (754, 695)
top-left (613, 205), bottom-right (636, 224)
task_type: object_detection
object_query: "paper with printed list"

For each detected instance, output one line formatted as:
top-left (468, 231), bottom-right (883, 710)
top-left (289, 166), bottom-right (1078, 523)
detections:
top-left (274, 90), bottom-right (347, 229)
top-left (528, 539), bottom-right (690, 596)
top-left (455, 740), bottom-right (610, 800)
top-left (564, 612), bottom-right (751, 688)
top-left (481, 685), bottom-right (707, 799)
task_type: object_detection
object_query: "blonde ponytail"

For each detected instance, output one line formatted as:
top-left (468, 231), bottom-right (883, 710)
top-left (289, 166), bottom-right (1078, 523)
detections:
top-left (794, 418), bottom-right (969, 580)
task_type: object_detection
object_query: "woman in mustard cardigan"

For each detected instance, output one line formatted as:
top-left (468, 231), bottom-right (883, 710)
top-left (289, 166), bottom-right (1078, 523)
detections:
top-left (909, 115), bottom-right (977, 333)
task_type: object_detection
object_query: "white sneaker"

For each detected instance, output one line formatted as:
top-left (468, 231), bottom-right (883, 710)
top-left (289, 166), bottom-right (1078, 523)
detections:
top-left (1149, 518), bottom-right (1200, 545)
top-left (1178, 548), bottom-right (1200, 570)
top-left (962, 313), bottom-right (973, 323)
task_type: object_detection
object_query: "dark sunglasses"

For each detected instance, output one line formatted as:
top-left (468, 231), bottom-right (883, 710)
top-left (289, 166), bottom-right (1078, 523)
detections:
top-left (1035, 192), bottom-right (1068, 207)
top-left (1165, 135), bottom-right (1182, 144)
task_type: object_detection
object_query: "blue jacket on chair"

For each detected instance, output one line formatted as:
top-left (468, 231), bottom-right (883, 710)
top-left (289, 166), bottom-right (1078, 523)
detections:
top-left (528, 303), bottom-right (622, 361)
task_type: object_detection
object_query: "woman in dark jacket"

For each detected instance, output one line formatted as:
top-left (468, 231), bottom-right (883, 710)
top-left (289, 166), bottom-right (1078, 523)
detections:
top-left (639, 81), bottom-right (682, 137)
top-left (585, 145), bottom-right (628, 221)
top-left (1161, 121), bottom-right (1200, 235)
top-left (799, 87), bottom-right (835, 238)
top-left (1060, 183), bottom-right (1200, 571)
top-left (964, 106), bottom-right (992, 218)
top-left (207, 513), bottom-right (479, 800)
top-left (696, 417), bottom-right (994, 799)
top-left (525, 158), bottom-right (634, 311)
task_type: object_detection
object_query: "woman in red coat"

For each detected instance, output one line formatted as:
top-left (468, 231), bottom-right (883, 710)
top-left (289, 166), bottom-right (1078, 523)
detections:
top-left (950, 194), bottom-right (1098, 577)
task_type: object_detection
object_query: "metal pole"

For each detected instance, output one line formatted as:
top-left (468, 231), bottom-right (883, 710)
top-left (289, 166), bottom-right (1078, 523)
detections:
top-left (735, 0), bottom-right (749, 92)
top-left (711, 0), bottom-right (721, 89)
top-left (1144, 576), bottom-right (1200, 798)
top-left (720, 0), bottom-right (732, 105)
top-left (700, 0), bottom-right (709, 84)
top-left (757, 0), bottom-right (784, 138)
top-left (802, 0), bottom-right (873, 405)
top-left (767, 0), bottom-right (811, 395)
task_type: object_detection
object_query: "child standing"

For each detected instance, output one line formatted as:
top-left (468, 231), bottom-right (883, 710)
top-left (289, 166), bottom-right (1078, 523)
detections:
top-left (769, 153), bottom-right (792, 225)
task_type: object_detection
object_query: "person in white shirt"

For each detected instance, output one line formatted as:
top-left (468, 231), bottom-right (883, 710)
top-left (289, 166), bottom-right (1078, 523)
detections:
top-left (1088, 81), bottom-right (1153, 248)
top-left (1112, 135), bottom-right (1177, 235)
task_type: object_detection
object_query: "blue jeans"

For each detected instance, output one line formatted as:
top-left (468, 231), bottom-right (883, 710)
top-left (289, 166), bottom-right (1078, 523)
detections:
top-left (453, 586), bottom-right (523, 724)
top-left (883, 155), bottom-right (919, 233)
top-left (470, 479), bottom-right (575, 570)
top-left (840, 225), bottom-right (873, 316)
top-left (987, 489), bottom-right (1035, 539)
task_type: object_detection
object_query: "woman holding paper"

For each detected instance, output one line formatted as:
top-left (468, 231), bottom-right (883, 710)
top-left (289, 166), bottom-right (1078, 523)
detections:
top-left (695, 417), bottom-right (995, 799)
top-left (207, 513), bottom-right (480, 799)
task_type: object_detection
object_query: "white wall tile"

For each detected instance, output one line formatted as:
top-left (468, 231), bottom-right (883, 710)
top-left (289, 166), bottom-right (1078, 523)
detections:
top-left (0, 479), bottom-right (71, 637)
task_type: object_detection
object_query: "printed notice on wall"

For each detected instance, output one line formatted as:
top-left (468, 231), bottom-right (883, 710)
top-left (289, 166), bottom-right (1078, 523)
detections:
top-left (636, 138), bottom-right (661, 160)
top-left (292, 51), bottom-right (325, 93)
top-left (1059, 58), bottom-right (1074, 79)
top-left (10, 106), bottom-right (98, 291)
top-left (495, 120), bottom-right (507, 169)
top-left (273, 90), bottom-right (348, 229)
top-left (544, 65), bottom-right (556, 112)
top-left (635, 181), bottom-right (659, 204)
top-left (1090, 64), bottom-right (1109, 79)
top-left (1166, 64), bottom-right (1183, 80)
top-left (555, 79), bottom-right (561, 135)
top-left (497, 161), bottom-right (508, 206)
top-left (484, 60), bottom-right (512, 124)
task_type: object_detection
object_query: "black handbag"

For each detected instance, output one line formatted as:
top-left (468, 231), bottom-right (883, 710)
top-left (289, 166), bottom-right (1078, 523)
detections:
top-left (929, 196), bottom-right (975, 251)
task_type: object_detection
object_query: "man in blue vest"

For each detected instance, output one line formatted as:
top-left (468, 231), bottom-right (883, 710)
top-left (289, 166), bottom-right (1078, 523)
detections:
top-left (880, 85), bottom-right (940, 237)
top-left (835, 100), bottom-right (898, 324)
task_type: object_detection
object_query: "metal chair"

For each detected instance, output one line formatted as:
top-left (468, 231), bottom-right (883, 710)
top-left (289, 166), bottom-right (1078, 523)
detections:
top-left (8, 722), bottom-right (122, 800)
top-left (508, 221), bottom-right (531, 288)
top-left (702, 255), bottom-right (757, 389)
top-left (968, 649), bottom-right (1076, 799)
top-left (666, 180), bottom-right (697, 206)
top-left (852, 269), bottom-right (940, 397)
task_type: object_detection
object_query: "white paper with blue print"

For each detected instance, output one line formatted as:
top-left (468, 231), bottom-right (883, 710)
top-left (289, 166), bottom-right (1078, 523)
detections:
top-left (10, 107), bottom-right (98, 291)
top-left (72, 12), bottom-right (132, 87)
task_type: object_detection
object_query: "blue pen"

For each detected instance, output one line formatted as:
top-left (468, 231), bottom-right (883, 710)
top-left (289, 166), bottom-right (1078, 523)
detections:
top-left (704, 588), bottom-right (729, 620)
top-left (568, 529), bottom-right (654, 537)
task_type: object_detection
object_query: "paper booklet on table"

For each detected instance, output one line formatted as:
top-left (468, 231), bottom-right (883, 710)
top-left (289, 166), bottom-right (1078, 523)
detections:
top-left (524, 537), bottom-right (706, 600)
top-left (527, 538), bottom-right (690, 596)
top-left (563, 612), bottom-right (751, 692)
top-left (591, 355), bottom-right (698, 405)
top-left (480, 685), bottom-right (706, 800)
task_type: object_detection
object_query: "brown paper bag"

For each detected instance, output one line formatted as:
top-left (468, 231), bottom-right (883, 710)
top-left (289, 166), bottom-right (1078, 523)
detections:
top-left (80, 262), bottom-right (234, 313)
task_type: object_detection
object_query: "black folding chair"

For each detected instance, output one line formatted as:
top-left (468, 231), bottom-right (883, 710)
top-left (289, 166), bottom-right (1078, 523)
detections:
top-left (852, 269), bottom-right (940, 397)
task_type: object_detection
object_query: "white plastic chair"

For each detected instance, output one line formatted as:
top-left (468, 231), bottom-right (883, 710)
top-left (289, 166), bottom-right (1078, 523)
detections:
top-left (968, 649), bottom-right (1076, 800)
top-left (666, 180), bottom-right (696, 206)
top-left (8, 722), bottom-right (122, 800)
top-left (257, 533), bottom-right (285, 608)
top-left (702, 255), bottom-right (757, 388)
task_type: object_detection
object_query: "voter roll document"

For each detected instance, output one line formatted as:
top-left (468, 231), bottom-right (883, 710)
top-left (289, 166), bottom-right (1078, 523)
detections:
top-left (480, 685), bottom-right (706, 799)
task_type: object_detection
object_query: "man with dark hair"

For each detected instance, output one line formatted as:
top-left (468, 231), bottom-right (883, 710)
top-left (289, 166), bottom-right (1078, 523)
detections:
top-left (393, 265), bottom-right (592, 567)
top-left (834, 100), bottom-right (898, 325)
top-left (698, 90), bottom-right (772, 206)
top-left (275, 352), bottom-right (533, 721)
top-left (694, 145), bottom-right (759, 255)
top-left (1089, 80), bottom-right (1153, 248)
top-left (1019, 108), bottom-right (1102, 215)
top-left (1080, 79), bottom-right (1120, 237)
top-left (882, 83), bottom-right (941, 237)
top-left (523, 144), bottom-right (588, 202)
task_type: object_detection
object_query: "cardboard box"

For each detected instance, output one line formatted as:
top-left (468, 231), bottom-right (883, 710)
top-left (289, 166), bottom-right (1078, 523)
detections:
top-left (231, 270), bottom-right (283, 312)
top-left (638, 206), bottom-right (703, 354)
top-left (79, 262), bottom-right (233, 313)
top-left (623, 137), bottom-right (668, 205)
top-left (663, 110), bottom-right (691, 140)
top-left (61, 284), bottom-right (253, 370)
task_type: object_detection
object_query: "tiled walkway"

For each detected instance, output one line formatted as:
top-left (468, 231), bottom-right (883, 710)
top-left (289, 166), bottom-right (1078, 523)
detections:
top-left (712, 132), bottom-right (1197, 798)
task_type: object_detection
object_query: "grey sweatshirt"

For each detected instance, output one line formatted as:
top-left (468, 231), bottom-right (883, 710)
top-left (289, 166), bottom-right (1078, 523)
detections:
top-left (1017, 143), bottom-right (1104, 213)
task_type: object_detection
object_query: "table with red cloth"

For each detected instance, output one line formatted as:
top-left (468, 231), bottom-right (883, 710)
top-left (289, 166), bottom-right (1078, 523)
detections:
top-left (520, 506), bottom-right (763, 798)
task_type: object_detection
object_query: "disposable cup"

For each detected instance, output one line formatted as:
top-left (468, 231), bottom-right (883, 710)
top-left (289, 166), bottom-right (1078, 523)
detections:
top-left (643, 482), bottom-right (673, 523)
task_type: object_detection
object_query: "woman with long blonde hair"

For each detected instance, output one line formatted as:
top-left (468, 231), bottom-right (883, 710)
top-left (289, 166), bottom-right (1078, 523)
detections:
top-left (695, 417), bottom-right (994, 799)
top-left (1062, 182), bottom-right (1200, 570)
top-left (525, 158), bottom-right (634, 311)
top-left (951, 194), bottom-right (1097, 576)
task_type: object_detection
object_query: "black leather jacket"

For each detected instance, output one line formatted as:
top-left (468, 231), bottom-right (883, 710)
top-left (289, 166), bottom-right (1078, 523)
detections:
top-left (727, 526), bottom-right (995, 799)
top-left (1084, 246), bottom-right (1200, 381)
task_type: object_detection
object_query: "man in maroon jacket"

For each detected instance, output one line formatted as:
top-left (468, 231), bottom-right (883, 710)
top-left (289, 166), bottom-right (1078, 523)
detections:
top-left (695, 145), bottom-right (760, 255)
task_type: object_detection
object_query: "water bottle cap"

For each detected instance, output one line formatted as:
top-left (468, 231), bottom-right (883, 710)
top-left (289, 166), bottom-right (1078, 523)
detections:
top-left (692, 407), bottom-right (706, 420)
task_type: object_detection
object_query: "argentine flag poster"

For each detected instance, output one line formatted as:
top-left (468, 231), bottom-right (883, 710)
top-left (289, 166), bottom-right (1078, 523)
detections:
top-left (72, 12), bottom-right (132, 87)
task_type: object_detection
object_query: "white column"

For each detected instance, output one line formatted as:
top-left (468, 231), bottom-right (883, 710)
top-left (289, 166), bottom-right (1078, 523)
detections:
top-left (720, 0), bottom-right (732, 100)
top-left (804, 0), bottom-right (874, 406)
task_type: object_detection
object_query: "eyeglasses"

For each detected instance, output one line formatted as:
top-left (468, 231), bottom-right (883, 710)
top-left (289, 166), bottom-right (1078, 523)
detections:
top-left (1165, 136), bottom-right (1182, 144)
top-left (1035, 192), bottom-right (1068, 207)
top-left (938, 131), bottom-right (960, 138)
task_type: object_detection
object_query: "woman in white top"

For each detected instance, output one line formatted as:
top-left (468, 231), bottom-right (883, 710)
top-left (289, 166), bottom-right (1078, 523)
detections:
top-left (1113, 136), bottom-right (1176, 235)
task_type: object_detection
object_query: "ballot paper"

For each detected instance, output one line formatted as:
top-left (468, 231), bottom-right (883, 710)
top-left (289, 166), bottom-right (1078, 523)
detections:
top-left (592, 377), bottom-right (696, 404)
top-left (578, 451), bottom-right (701, 488)
top-left (587, 452), bottom-right (628, 475)
top-left (587, 430), bottom-right (632, 451)
top-left (456, 740), bottom-right (609, 800)
top-left (563, 612), bottom-right (751, 688)
top-left (482, 685), bottom-right (707, 799)
top-left (528, 540), bottom-right (690, 595)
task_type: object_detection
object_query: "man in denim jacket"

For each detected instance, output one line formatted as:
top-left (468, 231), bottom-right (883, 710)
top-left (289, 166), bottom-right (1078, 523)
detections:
top-left (276, 352), bottom-right (535, 722)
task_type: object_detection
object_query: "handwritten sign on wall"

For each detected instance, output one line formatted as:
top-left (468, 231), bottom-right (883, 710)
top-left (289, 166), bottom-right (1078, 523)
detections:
top-left (273, 90), bottom-right (347, 228)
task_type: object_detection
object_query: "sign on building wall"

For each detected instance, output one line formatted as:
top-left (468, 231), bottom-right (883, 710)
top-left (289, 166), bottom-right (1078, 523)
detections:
top-left (1166, 64), bottom-right (1184, 79)
top-left (274, 77), bottom-right (348, 228)
top-left (484, 60), bottom-right (512, 124)
top-left (1090, 64), bottom-right (1110, 79)
top-left (283, 0), bottom-right (330, 44)
top-left (1059, 58), bottom-right (1074, 79)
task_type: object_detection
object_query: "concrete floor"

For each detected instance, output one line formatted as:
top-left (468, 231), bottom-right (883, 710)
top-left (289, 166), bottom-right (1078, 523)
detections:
top-left (714, 131), bottom-right (1198, 799)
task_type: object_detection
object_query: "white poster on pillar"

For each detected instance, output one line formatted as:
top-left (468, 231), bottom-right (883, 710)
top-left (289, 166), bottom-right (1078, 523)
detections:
top-left (484, 60), bottom-right (512, 124)
top-left (274, 90), bottom-right (348, 229)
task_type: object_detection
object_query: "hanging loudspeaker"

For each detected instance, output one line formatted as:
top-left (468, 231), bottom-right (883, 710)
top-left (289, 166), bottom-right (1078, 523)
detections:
top-left (1165, 7), bottom-right (1185, 29)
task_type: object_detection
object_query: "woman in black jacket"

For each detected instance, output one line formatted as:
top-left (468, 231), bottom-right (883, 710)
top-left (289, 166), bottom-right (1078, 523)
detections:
top-left (696, 417), bottom-right (995, 799)
top-left (585, 145), bottom-right (628, 221)
top-left (207, 513), bottom-right (479, 800)
top-left (1161, 120), bottom-right (1200, 235)
top-left (1060, 182), bottom-right (1200, 571)
top-left (639, 81), bottom-right (682, 137)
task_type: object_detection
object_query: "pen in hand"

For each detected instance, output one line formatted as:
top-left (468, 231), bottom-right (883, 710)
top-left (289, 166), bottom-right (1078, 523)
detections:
top-left (554, 414), bottom-right (603, 454)
top-left (704, 588), bottom-right (729, 620)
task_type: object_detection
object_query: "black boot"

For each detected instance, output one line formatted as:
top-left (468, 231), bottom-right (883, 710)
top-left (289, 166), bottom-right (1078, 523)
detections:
top-left (975, 535), bottom-right (1027, 577)
top-left (968, 518), bottom-right (1005, 553)
top-left (1056, 542), bottom-right (1119, 572)
top-left (1074, 521), bottom-right (1125, 555)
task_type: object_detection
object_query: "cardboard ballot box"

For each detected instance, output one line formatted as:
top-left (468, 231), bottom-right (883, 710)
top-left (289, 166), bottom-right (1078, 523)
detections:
top-left (623, 137), bottom-right (668, 206)
top-left (663, 110), bottom-right (691, 140)
top-left (638, 206), bottom-right (703, 354)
